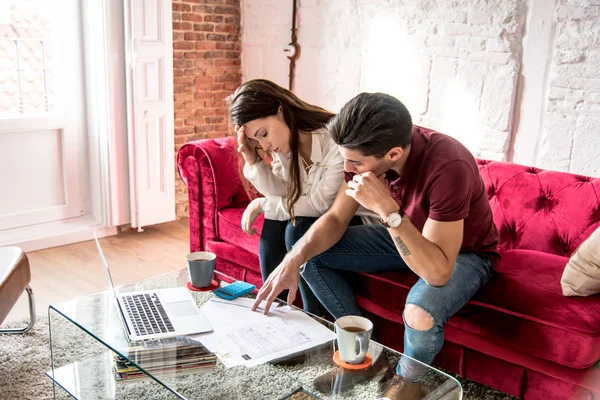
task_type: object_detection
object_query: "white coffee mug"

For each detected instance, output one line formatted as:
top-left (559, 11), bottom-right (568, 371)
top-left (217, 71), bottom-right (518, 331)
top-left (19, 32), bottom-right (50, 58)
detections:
top-left (335, 315), bottom-right (373, 364)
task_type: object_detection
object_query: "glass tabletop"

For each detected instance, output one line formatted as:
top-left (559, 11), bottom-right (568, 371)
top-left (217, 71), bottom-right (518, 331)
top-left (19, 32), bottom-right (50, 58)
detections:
top-left (47, 268), bottom-right (462, 399)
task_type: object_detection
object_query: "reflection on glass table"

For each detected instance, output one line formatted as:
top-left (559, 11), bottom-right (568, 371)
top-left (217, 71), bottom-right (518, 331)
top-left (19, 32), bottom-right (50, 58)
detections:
top-left (47, 268), bottom-right (462, 399)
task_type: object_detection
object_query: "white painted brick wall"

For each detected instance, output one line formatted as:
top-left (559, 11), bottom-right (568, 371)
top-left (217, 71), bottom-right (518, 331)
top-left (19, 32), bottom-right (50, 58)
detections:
top-left (538, 3), bottom-right (600, 176)
top-left (241, 0), bottom-right (525, 160)
top-left (241, 0), bottom-right (599, 176)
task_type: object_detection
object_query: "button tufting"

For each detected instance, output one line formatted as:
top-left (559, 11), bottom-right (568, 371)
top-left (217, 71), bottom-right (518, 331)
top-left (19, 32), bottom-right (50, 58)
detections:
top-left (506, 224), bottom-right (518, 241)
top-left (552, 233), bottom-right (570, 254)
top-left (537, 192), bottom-right (555, 211)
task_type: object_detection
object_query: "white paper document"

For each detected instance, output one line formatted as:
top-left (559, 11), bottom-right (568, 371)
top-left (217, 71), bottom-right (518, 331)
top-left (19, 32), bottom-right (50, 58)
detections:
top-left (190, 297), bottom-right (336, 368)
top-left (227, 318), bottom-right (311, 358)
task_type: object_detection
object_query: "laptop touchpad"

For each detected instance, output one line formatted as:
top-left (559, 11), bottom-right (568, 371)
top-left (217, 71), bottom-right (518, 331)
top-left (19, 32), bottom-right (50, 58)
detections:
top-left (165, 301), bottom-right (198, 318)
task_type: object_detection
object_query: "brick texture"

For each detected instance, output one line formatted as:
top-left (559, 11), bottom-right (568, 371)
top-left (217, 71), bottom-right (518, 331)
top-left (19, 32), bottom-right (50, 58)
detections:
top-left (173, 0), bottom-right (242, 218)
top-left (242, 0), bottom-right (527, 162)
top-left (242, 1), bottom-right (600, 176)
top-left (538, 3), bottom-right (600, 176)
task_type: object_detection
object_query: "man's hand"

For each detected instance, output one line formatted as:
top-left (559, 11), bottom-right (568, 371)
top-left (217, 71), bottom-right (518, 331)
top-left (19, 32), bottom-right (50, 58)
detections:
top-left (251, 257), bottom-right (302, 314)
top-left (345, 172), bottom-right (398, 218)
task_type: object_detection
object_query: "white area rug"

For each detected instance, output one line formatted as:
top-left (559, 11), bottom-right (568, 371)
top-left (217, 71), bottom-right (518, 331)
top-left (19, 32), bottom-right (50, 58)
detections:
top-left (0, 315), bottom-right (516, 400)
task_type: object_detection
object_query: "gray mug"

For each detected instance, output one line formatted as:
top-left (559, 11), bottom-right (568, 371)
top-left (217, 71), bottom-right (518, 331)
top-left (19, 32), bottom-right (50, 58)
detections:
top-left (335, 315), bottom-right (373, 364)
top-left (186, 251), bottom-right (216, 288)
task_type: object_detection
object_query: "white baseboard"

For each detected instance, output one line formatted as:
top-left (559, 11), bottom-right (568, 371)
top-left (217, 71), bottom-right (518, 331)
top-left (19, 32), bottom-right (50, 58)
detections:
top-left (0, 215), bottom-right (118, 252)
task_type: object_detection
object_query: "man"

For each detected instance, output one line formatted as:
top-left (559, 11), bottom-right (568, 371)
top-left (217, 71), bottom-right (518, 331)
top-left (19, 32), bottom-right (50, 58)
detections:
top-left (252, 92), bottom-right (499, 399)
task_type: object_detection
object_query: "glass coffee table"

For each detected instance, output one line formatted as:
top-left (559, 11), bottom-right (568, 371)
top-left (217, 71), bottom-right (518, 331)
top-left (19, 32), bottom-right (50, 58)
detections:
top-left (47, 269), bottom-right (462, 399)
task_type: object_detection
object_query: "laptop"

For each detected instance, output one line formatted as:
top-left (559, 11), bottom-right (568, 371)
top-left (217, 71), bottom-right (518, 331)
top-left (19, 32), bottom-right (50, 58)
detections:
top-left (94, 233), bottom-right (213, 341)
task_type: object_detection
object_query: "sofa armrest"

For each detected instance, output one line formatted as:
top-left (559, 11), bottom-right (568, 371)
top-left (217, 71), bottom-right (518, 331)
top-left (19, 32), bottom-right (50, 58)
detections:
top-left (177, 137), bottom-right (249, 252)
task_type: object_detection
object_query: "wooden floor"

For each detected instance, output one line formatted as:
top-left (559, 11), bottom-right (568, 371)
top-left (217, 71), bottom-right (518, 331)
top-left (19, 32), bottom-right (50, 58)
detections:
top-left (3, 219), bottom-right (190, 323)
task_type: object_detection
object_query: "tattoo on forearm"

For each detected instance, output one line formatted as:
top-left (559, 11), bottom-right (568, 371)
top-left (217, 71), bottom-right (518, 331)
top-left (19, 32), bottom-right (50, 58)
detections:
top-left (393, 236), bottom-right (412, 256)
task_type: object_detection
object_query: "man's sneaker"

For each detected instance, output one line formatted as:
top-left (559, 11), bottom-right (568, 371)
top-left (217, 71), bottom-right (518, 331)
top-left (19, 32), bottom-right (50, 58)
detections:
top-left (312, 355), bottom-right (393, 394)
top-left (381, 375), bottom-right (422, 400)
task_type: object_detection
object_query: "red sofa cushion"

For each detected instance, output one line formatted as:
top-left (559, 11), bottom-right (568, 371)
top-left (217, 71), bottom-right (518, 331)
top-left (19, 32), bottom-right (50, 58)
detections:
top-left (218, 207), bottom-right (264, 257)
top-left (466, 250), bottom-right (600, 369)
top-left (350, 249), bottom-right (600, 369)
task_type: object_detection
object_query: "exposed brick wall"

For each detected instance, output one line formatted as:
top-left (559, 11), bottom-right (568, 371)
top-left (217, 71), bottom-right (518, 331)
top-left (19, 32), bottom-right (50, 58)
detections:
top-left (173, 0), bottom-right (242, 219)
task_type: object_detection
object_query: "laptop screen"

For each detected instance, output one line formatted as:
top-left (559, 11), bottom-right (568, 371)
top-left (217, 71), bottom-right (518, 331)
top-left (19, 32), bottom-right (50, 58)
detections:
top-left (93, 232), bottom-right (132, 336)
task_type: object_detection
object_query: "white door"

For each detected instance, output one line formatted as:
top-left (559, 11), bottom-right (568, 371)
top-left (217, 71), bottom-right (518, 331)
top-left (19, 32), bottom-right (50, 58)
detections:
top-left (0, 0), bottom-right (86, 231)
top-left (125, 0), bottom-right (175, 229)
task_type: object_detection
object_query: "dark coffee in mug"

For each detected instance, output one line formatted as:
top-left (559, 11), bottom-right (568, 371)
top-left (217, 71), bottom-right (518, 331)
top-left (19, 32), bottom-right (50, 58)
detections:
top-left (186, 251), bottom-right (216, 288)
top-left (343, 326), bottom-right (365, 333)
top-left (335, 316), bottom-right (373, 364)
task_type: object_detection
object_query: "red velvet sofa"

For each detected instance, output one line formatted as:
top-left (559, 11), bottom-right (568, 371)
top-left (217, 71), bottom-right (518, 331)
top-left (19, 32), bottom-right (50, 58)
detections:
top-left (177, 136), bottom-right (600, 399)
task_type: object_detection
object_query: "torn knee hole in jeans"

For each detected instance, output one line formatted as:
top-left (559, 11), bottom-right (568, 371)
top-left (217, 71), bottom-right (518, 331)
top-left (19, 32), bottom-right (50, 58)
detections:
top-left (403, 304), bottom-right (435, 331)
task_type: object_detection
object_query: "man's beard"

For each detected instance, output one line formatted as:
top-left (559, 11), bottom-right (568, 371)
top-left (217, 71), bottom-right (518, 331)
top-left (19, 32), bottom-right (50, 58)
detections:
top-left (371, 157), bottom-right (394, 178)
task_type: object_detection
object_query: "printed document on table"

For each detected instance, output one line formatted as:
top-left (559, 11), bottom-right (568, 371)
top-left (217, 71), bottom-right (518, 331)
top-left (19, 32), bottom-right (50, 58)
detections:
top-left (190, 297), bottom-right (336, 368)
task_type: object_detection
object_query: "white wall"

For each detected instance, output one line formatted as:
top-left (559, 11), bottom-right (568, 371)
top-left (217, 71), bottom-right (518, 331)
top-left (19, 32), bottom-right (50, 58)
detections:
top-left (535, 1), bottom-right (600, 175)
top-left (241, 0), bottom-right (600, 177)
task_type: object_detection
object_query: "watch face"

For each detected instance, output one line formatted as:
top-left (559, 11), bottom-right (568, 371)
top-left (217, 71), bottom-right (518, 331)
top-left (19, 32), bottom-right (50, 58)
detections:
top-left (387, 213), bottom-right (402, 228)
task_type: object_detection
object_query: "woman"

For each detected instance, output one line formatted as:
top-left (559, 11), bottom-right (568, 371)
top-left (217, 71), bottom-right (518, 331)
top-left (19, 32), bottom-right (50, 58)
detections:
top-left (229, 79), bottom-right (360, 315)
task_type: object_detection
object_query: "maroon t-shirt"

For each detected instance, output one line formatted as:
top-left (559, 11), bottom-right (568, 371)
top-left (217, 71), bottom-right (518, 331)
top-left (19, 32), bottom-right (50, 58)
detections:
top-left (346, 126), bottom-right (500, 267)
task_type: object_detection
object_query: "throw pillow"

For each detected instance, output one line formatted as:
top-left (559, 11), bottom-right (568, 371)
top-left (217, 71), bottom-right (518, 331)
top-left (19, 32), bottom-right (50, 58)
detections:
top-left (561, 226), bottom-right (600, 296)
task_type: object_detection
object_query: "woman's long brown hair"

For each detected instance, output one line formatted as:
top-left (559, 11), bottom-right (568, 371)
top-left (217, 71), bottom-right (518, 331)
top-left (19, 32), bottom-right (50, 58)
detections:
top-left (228, 79), bottom-right (335, 222)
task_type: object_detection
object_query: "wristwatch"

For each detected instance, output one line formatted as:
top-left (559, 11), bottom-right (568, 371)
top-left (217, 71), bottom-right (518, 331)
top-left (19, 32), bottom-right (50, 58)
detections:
top-left (382, 210), bottom-right (403, 229)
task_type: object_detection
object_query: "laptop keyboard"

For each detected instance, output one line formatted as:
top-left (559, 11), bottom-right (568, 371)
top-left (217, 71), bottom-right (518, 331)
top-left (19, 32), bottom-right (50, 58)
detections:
top-left (122, 293), bottom-right (175, 337)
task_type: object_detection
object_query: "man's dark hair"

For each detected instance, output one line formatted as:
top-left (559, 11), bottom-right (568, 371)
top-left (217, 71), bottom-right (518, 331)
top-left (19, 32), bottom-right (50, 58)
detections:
top-left (328, 93), bottom-right (413, 158)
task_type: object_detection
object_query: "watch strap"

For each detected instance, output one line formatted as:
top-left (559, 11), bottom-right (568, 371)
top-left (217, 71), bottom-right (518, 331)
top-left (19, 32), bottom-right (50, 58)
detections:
top-left (382, 209), bottom-right (402, 228)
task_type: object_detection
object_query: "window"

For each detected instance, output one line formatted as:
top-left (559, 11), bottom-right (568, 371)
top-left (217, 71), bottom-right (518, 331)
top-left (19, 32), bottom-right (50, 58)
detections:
top-left (0, 0), bottom-right (57, 117)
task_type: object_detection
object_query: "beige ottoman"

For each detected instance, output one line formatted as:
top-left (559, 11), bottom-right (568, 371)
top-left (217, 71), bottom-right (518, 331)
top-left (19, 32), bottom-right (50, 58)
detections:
top-left (0, 247), bottom-right (35, 333)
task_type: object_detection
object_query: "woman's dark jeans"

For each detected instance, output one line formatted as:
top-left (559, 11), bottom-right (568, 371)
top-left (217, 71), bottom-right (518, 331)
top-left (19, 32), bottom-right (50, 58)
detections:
top-left (259, 215), bottom-right (362, 316)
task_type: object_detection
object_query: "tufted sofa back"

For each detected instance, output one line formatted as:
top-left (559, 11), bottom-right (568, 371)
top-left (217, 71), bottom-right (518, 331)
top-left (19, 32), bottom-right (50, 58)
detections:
top-left (178, 137), bottom-right (600, 258)
top-left (477, 160), bottom-right (600, 257)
